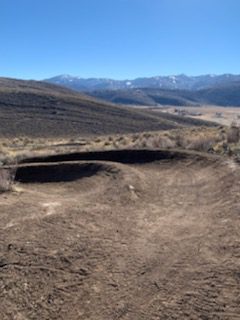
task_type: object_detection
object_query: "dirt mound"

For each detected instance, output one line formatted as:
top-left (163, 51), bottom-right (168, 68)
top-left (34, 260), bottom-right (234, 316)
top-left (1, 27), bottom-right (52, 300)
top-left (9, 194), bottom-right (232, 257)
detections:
top-left (0, 150), bottom-right (239, 319)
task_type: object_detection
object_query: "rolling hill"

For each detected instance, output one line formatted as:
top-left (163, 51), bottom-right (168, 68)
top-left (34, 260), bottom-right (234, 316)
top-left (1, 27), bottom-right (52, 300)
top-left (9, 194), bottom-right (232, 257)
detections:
top-left (0, 77), bottom-right (216, 138)
top-left (89, 83), bottom-right (240, 107)
top-left (45, 74), bottom-right (240, 107)
top-left (88, 88), bottom-right (196, 106)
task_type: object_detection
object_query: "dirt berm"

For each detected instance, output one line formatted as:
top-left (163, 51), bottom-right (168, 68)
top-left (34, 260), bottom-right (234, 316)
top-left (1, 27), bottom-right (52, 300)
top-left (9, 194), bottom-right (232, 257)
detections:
top-left (0, 149), bottom-right (239, 319)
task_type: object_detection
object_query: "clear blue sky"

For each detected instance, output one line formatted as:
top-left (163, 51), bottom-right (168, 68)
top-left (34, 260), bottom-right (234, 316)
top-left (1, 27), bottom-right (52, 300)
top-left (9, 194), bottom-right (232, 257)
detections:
top-left (1, 0), bottom-right (240, 80)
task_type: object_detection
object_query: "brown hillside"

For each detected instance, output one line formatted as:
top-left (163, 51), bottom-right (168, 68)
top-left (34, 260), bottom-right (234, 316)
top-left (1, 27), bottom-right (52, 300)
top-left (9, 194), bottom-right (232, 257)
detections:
top-left (0, 77), bottom-right (216, 138)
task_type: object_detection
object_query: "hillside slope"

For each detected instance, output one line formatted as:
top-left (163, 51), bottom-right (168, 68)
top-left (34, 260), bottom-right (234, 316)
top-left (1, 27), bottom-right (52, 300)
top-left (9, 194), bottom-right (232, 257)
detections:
top-left (89, 88), bottom-right (197, 106)
top-left (0, 78), bottom-right (216, 138)
top-left (89, 84), bottom-right (240, 107)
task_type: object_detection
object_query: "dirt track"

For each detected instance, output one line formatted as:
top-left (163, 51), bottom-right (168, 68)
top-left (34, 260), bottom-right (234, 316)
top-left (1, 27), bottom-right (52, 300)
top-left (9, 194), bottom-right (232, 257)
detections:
top-left (0, 150), bottom-right (240, 319)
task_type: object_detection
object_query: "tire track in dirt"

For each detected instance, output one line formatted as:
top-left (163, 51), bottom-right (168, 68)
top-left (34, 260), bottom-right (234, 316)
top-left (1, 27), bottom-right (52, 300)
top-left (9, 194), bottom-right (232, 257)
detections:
top-left (0, 150), bottom-right (239, 319)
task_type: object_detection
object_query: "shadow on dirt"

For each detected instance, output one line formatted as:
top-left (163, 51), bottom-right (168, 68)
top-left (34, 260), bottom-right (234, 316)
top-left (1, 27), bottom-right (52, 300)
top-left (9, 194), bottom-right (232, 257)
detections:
top-left (15, 163), bottom-right (106, 183)
top-left (20, 149), bottom-right (199, 165)
top-left (15, 149), bottom-right (217, 184)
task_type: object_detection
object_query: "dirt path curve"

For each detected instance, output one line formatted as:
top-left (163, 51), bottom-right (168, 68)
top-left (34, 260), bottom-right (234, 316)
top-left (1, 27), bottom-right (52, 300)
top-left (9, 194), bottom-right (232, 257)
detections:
top-left (0, 151), bottom-right (239, 319)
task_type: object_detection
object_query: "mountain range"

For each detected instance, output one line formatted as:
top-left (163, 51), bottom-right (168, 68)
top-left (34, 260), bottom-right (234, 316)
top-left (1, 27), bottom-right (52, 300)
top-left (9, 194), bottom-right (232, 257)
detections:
top-left (45, 74), bottom-right (240, 107)
top-left (45, 74), bottom-right (240, 91)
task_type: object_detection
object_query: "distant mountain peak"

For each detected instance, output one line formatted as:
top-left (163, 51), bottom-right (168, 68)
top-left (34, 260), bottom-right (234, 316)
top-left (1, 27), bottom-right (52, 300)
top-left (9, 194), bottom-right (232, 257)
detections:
top-left (45, 73), bottom-right (240, 92)
top-left (50, 74), bottom-right (81, 81)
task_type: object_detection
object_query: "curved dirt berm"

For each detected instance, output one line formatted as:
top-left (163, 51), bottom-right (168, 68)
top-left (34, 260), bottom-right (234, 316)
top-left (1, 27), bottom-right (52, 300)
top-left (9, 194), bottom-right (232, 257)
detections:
top-left (0, 149), bottom-right (239, 319)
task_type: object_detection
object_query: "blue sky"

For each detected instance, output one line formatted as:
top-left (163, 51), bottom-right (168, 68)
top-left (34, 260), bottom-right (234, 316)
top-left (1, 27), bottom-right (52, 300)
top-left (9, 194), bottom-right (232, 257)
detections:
top-left (1, 0), bottom-right (240, 80)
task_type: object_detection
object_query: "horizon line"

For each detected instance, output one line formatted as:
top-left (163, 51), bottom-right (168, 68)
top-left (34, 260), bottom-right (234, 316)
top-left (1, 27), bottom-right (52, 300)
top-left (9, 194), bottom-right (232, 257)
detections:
top-left (1, 72), bottom-right (240, 82)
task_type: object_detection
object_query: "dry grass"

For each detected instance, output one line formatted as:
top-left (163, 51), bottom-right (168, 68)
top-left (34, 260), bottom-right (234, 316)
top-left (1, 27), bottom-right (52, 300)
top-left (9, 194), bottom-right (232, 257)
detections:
top-left (227, 123), bottom-right (240, 143)
top-left (161, 105), bottom-right (240, 126)
top-left (0, 125), bottom-right (240, 195)
top-left (0, 168), bottom-right (16, 193)
top-left (1, 124), bottom-right (240, 165)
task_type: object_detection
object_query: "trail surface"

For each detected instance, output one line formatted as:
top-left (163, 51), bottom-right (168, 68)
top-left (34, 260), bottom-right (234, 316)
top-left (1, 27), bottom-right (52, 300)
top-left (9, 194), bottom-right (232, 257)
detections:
top-left (0, 150), bottom-right (239, 319)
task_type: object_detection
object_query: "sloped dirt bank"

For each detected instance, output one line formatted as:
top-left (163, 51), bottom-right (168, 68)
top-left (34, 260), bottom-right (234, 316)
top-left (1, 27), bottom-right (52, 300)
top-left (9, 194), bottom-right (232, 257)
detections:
top-left (0, 150), bottom-right (239, 319)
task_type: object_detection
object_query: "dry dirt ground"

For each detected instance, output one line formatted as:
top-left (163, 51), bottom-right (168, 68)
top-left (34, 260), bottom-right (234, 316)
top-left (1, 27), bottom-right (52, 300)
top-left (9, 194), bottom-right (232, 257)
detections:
top-left (154, 106), bottom-right (240, 126)
top-left (0, 149), bottom-right (240, 320)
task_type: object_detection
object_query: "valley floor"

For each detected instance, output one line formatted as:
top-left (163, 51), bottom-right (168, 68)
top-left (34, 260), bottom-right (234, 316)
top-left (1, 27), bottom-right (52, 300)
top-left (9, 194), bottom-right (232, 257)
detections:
top-left (151, 105), bottom-right (240, 126)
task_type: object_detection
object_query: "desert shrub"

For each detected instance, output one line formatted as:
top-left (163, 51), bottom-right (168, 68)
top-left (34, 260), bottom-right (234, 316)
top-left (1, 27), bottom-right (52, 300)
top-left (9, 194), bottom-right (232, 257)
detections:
top-left (131, 134), bottom-right (139, 143)
top-left (94, 137), bottom-right (102, 143)
top-left (187, 136), bottom-right (216, 152)
top-left (22, 137), bottom-right (32, 146)
top-left (0, 168), bottom-right (16, 193)
top-left (118, 137), bottom-right (128, 146)
top-left (104, 141), bottom-right (111, 146)
top-left (142, 132), bottom-right (152, 139)
top-left (132, 137), bottom-right (147, 148)
top-left (218, 130), bottom-right (226, 141)
top-left (112, 141), bottom-right (119, 149)
top-left (116, 136), bottom-right (125, 142)
top-left (0, 145), bottom-right (9, 165)
top-left (150, 136), bottom-right (176, 149)
top-left (174, 133), bottom-right (189, 148)
top-left (141, 138), bottom-right (148, 148)
top-left (227, 123), bottom-right (240, 143)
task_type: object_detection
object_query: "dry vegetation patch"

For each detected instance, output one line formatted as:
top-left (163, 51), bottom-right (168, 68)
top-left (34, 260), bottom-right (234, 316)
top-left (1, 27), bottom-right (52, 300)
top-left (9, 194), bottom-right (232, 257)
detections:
top-left (227, 122), bottom-right (240, 143)
top-left (1, 124), bottom-right (240, 165)
top-left (0, 168), bottom-right (16, 192)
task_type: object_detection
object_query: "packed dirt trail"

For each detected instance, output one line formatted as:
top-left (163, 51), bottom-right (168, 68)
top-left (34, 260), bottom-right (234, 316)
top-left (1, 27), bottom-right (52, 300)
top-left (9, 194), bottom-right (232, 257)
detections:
top-left (0, 150), bottom-right (239, 320)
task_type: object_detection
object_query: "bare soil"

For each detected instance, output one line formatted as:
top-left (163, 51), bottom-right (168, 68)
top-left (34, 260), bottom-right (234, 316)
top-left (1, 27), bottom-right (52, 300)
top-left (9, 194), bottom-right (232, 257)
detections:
top-left (0, 150), bottom-right (239, 319)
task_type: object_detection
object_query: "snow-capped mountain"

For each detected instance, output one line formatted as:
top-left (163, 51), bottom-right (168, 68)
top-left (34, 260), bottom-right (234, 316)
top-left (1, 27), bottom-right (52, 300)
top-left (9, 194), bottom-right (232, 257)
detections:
top-left (45, 74), bottom-right (240, 92)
